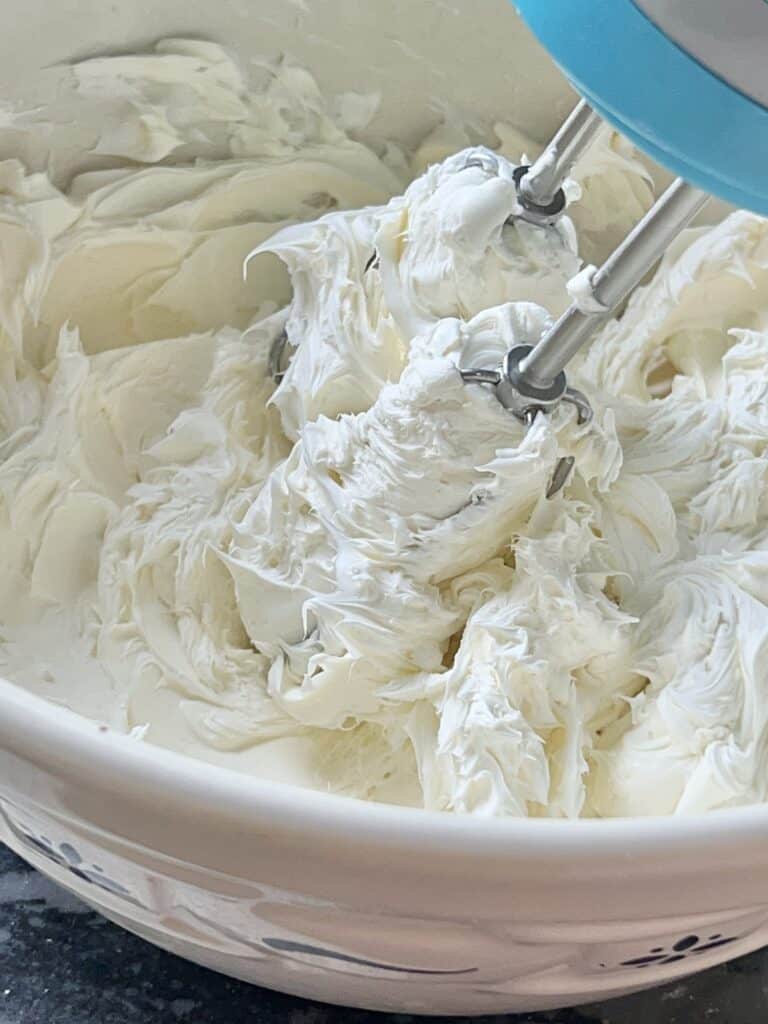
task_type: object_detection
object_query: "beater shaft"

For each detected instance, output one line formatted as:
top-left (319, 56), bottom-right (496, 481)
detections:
top-left (517, 99), bottom-right (603, 215)
top-left (519, 178), bottom-right (709, 390)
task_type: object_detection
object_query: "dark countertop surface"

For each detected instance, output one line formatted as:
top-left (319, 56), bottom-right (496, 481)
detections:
top-left (2, 842), bottom-right (767, 1024)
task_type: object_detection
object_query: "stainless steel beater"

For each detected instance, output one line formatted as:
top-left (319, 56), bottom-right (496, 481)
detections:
top-left (460, 100), bottom-right (708, 429)
top-left (459, 100), bottom-right (708, 496)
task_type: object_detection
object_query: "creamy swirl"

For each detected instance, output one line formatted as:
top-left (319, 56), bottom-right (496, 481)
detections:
top-left (2, 41), bottom-right (766, 819)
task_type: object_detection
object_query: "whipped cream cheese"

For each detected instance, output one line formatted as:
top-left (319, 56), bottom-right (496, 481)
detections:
top-left (2, 40), bottom-right (766, 819)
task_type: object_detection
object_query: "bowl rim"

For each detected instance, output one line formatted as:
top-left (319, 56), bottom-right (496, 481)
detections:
top-left (3, 675), bottom-right (768, 859)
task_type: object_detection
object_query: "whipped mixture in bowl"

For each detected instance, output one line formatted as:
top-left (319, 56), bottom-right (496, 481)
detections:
top-left (2, 39), bottom-right (768, 820)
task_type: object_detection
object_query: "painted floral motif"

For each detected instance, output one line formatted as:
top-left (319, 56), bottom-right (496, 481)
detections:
top-left (1, 795), bottom-right (765, 1006)
top-left (618, 933), bottom-right (738, 968)
top-left (0, 806), bottom-right (146, 909)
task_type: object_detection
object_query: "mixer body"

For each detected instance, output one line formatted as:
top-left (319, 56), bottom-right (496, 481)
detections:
top-left (514, 0), bottom-right (768, 214)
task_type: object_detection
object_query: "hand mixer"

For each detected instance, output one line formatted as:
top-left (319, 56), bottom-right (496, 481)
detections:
top-left (461, 0), bottom-right (768, 483)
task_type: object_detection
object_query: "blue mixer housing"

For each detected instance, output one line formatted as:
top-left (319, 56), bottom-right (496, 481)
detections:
top-left (513, 0), bottom-right (768, 215)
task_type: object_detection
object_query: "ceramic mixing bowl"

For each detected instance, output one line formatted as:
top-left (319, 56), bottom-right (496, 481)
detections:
top-left (1, 0), bottom-right (766, 1014)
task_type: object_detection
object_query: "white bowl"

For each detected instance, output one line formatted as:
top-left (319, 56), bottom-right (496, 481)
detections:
top-left (1, 1), bottom-right (765, 1015)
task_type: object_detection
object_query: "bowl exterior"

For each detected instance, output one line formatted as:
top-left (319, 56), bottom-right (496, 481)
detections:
top-left (2, 744), bottom-right (768, 1015)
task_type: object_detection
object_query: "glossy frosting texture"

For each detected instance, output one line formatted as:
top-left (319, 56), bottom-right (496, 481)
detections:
top-left (3, 42), bottom-right (767, 819)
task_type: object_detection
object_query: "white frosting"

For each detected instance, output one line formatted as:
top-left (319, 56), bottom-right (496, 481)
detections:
top-left (2, 41), bottom-right (767, 819)
top-left (566, 264), bottom-right (610, 315)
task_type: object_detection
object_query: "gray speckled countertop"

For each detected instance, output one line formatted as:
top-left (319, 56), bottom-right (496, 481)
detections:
top-left (2, 842), bottom-right (767, 1024)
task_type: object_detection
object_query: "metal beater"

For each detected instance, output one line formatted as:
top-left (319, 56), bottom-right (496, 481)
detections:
top-left (460, 100), bottom-right (708, 443)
